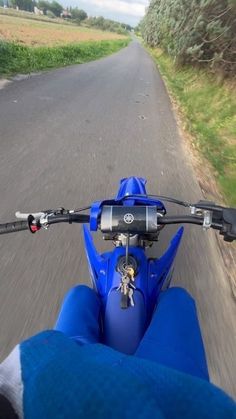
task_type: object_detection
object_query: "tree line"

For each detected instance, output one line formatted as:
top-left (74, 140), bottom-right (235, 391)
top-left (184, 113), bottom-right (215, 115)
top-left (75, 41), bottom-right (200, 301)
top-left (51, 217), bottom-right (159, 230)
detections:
top-left (1, 0), bottom-right (63, 15)
top-left (140, 0), bottom-right (236, 77)
top-left (86, 16), bottom-right (132, 34)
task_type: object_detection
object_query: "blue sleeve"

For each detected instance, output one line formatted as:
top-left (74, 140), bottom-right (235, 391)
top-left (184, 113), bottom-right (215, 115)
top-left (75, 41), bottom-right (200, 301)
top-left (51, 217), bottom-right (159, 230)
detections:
top-left (1, 331), bottom-right (236, 419)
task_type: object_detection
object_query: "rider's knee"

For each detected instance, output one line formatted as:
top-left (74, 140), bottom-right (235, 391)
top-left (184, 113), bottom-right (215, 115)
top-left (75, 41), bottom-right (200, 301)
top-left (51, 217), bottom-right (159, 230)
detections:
top-left (66, 284), bottom-right (94, 299)
top-left (161, 287), bottom-right (195, 306)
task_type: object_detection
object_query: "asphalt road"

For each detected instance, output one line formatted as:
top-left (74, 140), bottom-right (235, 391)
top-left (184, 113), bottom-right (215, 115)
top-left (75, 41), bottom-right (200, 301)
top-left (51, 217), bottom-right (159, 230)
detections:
top-left (0, 40), bottom-right (236, 398)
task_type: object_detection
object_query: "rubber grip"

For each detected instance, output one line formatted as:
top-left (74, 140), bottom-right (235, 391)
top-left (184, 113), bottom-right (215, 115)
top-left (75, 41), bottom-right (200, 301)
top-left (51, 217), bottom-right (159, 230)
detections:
top-left (0, 221), bottom-right (29, 235)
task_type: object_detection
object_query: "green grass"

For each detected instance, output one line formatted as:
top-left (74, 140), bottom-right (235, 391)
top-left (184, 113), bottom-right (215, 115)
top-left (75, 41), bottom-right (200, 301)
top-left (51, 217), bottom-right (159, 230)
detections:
top-left (0, 38), bottom-right (129, 77)
top-left (149, 48), bottom-right (236, 206)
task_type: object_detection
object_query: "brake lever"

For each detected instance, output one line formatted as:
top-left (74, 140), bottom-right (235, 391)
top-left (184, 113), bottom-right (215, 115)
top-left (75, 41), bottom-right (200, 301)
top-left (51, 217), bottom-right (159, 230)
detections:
top-left (15, 208), bottom-right (72, 220)
top-left (15, 211), bottom-right (45, 221)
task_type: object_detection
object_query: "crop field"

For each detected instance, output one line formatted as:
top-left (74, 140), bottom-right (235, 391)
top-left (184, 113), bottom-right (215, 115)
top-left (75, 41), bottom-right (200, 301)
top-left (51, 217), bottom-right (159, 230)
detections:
top-left (0, 13), bottom-right (125, 47)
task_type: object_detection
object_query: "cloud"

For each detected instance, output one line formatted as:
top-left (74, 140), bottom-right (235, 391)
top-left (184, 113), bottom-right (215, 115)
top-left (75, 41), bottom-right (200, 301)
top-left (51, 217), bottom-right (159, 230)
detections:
top-left (86, 0), bottom-right (147, 18)
top-left (61, 0), bottom-right (149, 25)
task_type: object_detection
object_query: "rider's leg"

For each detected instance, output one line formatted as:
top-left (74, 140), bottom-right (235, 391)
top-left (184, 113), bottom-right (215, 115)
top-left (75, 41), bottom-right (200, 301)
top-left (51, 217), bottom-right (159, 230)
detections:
top-left (54, 285), bottom-right (101, 344)
top-left (135, 287), bottom-right (209, 381)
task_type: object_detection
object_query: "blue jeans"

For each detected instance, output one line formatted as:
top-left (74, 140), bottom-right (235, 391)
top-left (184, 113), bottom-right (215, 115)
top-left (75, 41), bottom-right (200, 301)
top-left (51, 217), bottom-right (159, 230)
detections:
top-left (55, 285), bottom-right (209, 381)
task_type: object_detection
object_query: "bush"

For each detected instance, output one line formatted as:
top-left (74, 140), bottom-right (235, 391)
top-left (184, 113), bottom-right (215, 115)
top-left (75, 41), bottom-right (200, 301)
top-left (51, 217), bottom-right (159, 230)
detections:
top-left (46, 10), bottom-right (56, 18)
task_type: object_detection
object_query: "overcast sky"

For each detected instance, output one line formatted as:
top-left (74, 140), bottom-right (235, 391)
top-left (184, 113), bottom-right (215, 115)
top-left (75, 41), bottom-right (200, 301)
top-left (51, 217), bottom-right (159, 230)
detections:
top-left (61, 0), bottom-right (149, 26)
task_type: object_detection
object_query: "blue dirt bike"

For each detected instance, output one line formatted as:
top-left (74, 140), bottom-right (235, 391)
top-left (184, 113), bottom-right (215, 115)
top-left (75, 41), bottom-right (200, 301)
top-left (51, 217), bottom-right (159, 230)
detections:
top-left (0, 176), bottom-right (235, 355)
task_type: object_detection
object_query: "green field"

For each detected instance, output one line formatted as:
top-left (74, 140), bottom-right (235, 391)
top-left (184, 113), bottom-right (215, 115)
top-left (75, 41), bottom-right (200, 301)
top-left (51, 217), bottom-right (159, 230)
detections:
top-left (149, 48), bottom-right (236, 206)
top-left (0, 10), bottom-right (127, 46)
top-left (0, 9), bottom-right (129, 77)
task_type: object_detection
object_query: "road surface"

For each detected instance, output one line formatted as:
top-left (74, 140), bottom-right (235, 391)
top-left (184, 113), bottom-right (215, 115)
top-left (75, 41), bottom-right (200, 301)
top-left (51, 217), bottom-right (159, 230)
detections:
top-left (0, 39), bottom-right (235, 398)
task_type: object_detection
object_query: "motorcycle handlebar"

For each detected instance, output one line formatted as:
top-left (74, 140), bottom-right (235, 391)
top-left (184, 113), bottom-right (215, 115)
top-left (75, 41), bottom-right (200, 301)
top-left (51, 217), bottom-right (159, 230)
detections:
top-left (53, 214), bottom-right (206, 227)
top-left (0, 205), bottom-right (235, 242)
top-left (0, 221), bottom-right (29, 235)
top-left (0, 214), bottom-right (90, 235)
top-left (1, 214), bottom-right (204, 235)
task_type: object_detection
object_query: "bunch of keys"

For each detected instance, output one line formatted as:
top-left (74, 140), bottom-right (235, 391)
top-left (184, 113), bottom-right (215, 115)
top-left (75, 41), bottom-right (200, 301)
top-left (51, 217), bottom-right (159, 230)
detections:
top-left (117, 266), bottom-right (136, 308)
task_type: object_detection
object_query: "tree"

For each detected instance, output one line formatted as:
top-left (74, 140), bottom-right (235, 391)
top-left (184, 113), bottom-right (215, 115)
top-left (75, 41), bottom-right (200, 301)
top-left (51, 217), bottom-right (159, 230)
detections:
top-left (141, 0), bottom-right (236, 77)
top-left (70, 7), bottom-right (87, 22)
top-left (37, 0), bottom-right (50, 14)
top-left (49, 0), bottom-right (63, 17)
top-left (85, 16), bottom-right (127, 34)
top-left (9, 0), bottom-right (36, 9)
top-left (121, 23), bottom-right (132, 31)
top-left (96, 16), bottom-right (105, 29)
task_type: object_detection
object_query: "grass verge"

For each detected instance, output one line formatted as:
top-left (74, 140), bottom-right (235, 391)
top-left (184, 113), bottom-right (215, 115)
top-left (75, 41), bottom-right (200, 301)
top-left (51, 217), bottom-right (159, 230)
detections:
top-left (149, 48), bottom-right (236, 207)
top-left (0, 38), bottom-right (130, 77)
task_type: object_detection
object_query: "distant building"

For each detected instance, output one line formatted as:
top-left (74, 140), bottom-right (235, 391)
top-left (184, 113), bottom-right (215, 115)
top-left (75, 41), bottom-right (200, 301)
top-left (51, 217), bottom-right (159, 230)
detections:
top-left (34, 6), bottom-right (43, 15)
top-left (61, 10), bottom-right (71, 19)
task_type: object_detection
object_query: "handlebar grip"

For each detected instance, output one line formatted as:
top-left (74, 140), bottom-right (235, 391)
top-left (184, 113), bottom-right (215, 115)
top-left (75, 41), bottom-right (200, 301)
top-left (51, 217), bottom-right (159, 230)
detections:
top-left (220, 208), bottom-right (236, 242)
top-left (69, 214), bottom-right (90, 223)
top-left (0, 221), bottom-right (29, 235)
top-left (157, 216), bottom-right (203, 225)
top-left (47, 214), bottom-right (90, 225)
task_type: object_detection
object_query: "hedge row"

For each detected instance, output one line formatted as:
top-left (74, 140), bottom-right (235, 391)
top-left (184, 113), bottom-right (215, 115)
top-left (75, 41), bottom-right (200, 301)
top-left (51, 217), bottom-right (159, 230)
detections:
top-left (141, 0), bottom-right (236, 77)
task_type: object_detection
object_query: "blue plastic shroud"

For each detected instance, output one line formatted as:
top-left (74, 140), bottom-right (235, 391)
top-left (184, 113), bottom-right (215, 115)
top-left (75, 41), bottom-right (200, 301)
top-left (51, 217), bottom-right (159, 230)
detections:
top-left (83, 177), bottom-right (184, 354)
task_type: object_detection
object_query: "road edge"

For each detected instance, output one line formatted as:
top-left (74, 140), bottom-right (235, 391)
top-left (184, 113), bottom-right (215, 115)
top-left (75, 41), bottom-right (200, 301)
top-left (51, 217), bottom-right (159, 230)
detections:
top-left (149, 51), bottom-right (236, 298)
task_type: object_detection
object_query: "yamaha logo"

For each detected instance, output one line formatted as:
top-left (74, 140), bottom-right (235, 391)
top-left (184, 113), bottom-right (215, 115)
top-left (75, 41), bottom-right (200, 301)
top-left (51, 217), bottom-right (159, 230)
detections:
top-left (124, 213), bottom-right (134, 224)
